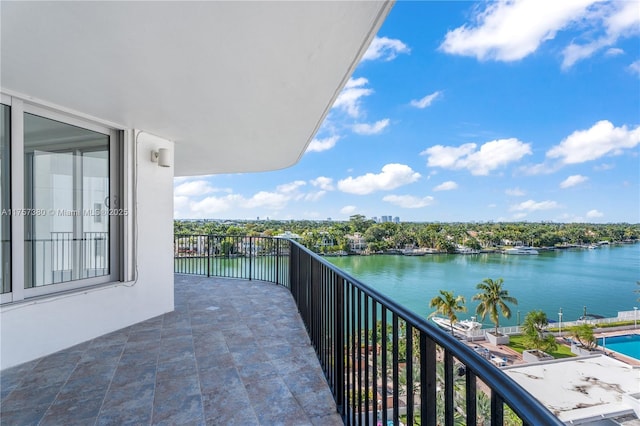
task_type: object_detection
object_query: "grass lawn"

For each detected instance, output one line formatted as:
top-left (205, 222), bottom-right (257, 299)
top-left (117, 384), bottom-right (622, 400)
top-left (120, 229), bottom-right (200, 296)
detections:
top-left (507, 334), bottom-right (575, 359)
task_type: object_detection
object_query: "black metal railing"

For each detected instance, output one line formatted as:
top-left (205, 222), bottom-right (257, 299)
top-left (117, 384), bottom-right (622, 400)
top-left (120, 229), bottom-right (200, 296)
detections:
top-left (174, 235), bottom-right (289, 285)
top-left (26, 231), bottom-right (109, 286)
top-left (174, 235), bottom-right (563, 426)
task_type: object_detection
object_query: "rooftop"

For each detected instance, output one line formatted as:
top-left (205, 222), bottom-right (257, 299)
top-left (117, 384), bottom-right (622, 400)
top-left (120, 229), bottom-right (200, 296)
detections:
top-left (503, 355), bottom-right (640, 424)
top-left (0, 275), bottom-right (341, 425)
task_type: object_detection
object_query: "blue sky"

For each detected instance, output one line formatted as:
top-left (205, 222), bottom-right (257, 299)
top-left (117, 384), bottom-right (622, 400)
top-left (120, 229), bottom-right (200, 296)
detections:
top-left (174, 0), bottom-right (640, 223)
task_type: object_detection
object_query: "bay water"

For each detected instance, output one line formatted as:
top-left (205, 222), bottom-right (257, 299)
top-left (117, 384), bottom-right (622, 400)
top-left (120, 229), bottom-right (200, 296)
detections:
top-left (326, 244), bottom-right (639, 328)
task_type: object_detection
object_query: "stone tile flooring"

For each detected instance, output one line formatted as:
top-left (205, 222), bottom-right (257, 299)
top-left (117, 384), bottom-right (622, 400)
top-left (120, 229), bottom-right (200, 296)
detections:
top-left (0, 275), bottom-right (343, 425)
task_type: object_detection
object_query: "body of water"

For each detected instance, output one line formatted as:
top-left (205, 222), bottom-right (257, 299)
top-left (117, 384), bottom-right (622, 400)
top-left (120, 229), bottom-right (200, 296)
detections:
top-left (326, 244), bottom-right (639, 328)
top-left (598, 334), bottom-right (640, 361)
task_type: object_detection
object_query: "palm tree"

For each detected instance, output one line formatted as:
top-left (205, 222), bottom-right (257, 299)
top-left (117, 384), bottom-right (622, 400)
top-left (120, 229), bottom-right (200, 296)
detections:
top-left (472, 278), bottom-right (518, 336)
top-left (569, 324), bottom-right (596, 349)
top-left (429, 290), bottom-right (467, 334)
top-left (522, 310), bottom-right (557, 352)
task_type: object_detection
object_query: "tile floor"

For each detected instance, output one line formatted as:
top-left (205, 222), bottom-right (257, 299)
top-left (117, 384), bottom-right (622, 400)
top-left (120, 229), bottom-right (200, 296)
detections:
top-left (0, 275), bottom-right (343, 425)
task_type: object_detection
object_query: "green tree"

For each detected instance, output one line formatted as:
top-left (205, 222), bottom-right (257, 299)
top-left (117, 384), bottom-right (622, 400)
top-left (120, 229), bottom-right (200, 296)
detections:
top-left (569, 324), bottom-right (596, 349)
top-left (522, 310), bottom-right (557, 352)
top-left (472, 278), bottom-right (518, 336)
top-left (429, 290), bottom-right (467, 335)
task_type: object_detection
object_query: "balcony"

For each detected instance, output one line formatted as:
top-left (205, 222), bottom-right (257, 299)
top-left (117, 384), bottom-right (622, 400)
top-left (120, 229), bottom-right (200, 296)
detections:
top-left (0, 274), bottom-right (342, 425)
top-left (1, 236), bottom-right (563, 425)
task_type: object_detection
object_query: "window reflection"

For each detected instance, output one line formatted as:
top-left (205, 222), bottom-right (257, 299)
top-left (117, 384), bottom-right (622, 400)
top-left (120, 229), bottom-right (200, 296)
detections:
top-left (24, 113), bottom-right (109, 287)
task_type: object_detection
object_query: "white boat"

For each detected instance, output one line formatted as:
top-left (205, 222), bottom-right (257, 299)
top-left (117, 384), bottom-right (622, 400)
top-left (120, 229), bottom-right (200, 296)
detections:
top-left (504, 246), bottom-right (539, 255)
top-left (455, 245), bottom-right (480, 254)
top-left (431, 316), bottom-right (483, 335)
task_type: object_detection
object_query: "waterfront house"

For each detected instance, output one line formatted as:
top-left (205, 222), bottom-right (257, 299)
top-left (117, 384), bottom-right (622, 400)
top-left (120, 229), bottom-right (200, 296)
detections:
top-left (347, 233), bottom-right (368, 254)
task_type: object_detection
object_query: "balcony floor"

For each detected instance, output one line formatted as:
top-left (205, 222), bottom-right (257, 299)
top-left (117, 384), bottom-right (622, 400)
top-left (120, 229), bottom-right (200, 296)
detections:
top-left (0, 275), bottom-right (342, 425)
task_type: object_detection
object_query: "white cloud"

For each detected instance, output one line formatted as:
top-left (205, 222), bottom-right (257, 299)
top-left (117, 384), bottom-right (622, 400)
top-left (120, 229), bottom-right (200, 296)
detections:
top-left (337, 164), bottom-right (421, 195)
top-left (304, 191), bottom-right (326, 202)
top-left (422, 138), bottom-right (531, 175)
top-left (241, 191), bottom-right (290, 210)
top-left (433, 181), bottom-right (458, 191)
top-left (173, 195), bottom-right (190, 216)
top-left (439, 0), bottom-right (639, 69)
top-left (629, 60), bottom-right (640, 76)
top-left (562, 1), bottom-right (640, 69)
top-left (422, 143), bottom-right (477, 169)
top-left (340, 205), bottom-right (357, 215)
top-left (605, 47), bottom-right (624, 56)
top-left (345, 77), bottom-right (368, 89)
top-left (175, 179), bottom-right (320, 218)
top-left (586, 209), bottom-right (604, 218)
top-left (410, 91), bottom-right (442, 109)
top-left (310, 176), bottom-right (334, 191)
top-left (505, 187), bottom-right (525, 196)
top-left (362, 36), bottom-right (410, 61)
top-left (332, 77), bottom-right (373, 118)
top-left (547, 120), bottom-right (640, 164)
top-left (277, 180), bottom-right (306, 194)
top-left (307, 135), bottom-right (340, 153)
top-left (439, 0), bottom-right (597, 62)
top-left (519, 162), bottom-right (560, 176)
top-left (383, 195), bottom-right (435, 208)
top-left (189, 194), bottom-right (242, 217)
top-left (594, 163), bottom-right (614, 171)
top-left (510, 199), bottom-right (561, 212)
top-left (560, 174), bottom-right (588, 188)
top-left (352, 119), bottom-right (390, 135)
top-left (174, 180), bottom-right (218, 197)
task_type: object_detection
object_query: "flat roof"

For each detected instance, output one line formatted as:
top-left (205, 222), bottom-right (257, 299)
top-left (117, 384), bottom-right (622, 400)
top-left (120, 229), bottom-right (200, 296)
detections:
top-left (504, 355), bottom-right (640, 423)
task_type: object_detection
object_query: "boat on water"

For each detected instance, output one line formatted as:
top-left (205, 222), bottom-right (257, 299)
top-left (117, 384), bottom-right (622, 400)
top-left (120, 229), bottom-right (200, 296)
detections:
top-left (503, 246), bottom-right (539, 255)
top-left (323, 250), bottom-right (348, 257)
top-left (455, 245), bottom-right (480, 255)
top-left (431, 316), bottom-right (483, 335)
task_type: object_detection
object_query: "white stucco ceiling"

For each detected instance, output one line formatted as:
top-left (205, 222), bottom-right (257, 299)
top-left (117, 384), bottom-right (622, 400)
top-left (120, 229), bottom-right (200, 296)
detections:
top-left (1, 1), bottom-right (393, 176)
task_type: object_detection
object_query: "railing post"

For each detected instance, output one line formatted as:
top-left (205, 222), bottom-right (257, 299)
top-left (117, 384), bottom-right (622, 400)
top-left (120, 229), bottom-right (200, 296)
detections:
top-left (421, 331), bottom-right (437, 426)
top-left (491, 392), bottom-right (504, 426)
top-left (334, 274), bottom-right (344, 418)
top-left (466, 369), bottom-right (477, 426)
top-left (444, 350), bottom-right (454, 426)
top-left (275, 239), bottom-right (280, 286)
top-left (248, 236), bottom-right (252, 281)
top-left (206, 235), bottom-right (211, 278)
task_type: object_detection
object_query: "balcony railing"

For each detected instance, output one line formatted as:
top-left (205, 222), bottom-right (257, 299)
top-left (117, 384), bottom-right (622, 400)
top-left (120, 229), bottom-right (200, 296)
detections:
top-left (174, 235), bottom-right (563, 426)
top-left (27, 231), bottom-right (109, 285)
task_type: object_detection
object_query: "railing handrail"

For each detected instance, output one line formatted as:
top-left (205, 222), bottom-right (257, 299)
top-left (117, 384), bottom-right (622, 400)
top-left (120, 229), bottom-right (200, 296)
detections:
top-left (287, 239), bottom-right (562, 426)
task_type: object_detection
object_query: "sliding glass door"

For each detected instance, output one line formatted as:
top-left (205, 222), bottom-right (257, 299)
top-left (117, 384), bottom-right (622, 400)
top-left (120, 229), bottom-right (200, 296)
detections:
top-left (24, 113), bottom-right (111, 287)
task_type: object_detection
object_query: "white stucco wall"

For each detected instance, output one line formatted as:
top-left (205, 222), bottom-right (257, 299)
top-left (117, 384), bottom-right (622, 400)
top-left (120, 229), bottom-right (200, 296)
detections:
top-left (0, 131), bottom-right (175, 370)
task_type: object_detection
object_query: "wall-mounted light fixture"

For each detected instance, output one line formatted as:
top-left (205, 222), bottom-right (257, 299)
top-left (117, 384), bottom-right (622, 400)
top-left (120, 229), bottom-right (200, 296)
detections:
top-left (151, 148), bottom-right (171, 167)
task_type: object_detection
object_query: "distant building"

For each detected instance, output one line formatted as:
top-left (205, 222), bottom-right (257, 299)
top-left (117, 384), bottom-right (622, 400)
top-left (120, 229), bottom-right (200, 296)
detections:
top-left (393, 216), bottom-right (400, 223)
top-left (346, 233), bottom-right (367, 253)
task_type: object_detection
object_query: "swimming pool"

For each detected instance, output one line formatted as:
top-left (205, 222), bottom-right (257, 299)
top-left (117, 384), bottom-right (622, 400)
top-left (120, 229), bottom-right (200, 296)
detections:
top-left (598, 334), bottom-right (640, 360)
